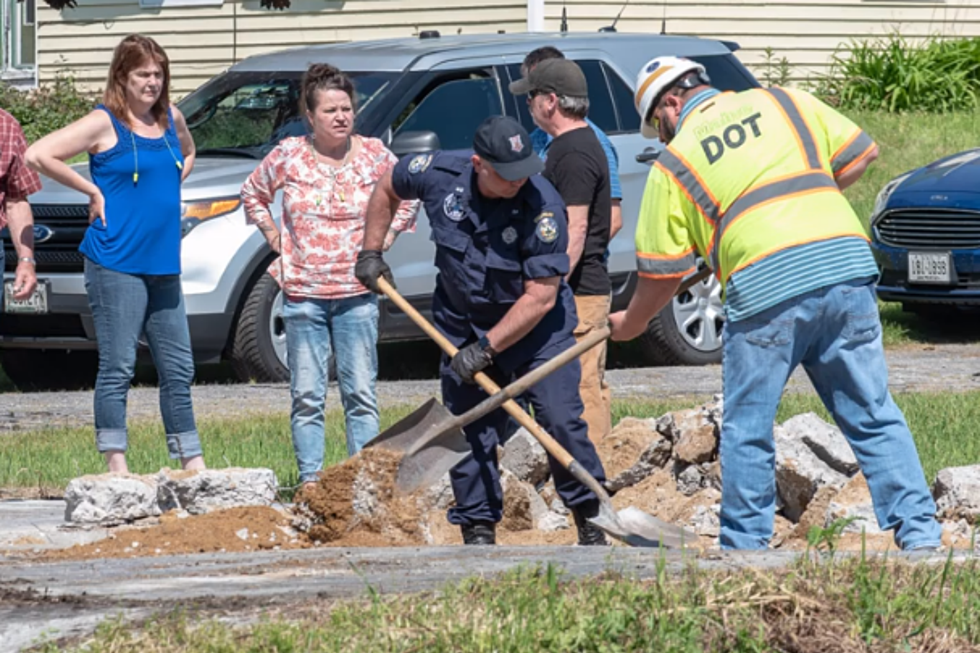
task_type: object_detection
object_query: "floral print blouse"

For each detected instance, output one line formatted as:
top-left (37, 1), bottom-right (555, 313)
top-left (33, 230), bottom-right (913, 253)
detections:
top-left (241, 135), bottom-right (418, 299)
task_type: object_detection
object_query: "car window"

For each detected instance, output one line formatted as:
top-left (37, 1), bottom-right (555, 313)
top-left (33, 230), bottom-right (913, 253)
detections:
top-left (606, 54), bottom-right (759, 135)
top-left (393, 76), bottom-right (504, 151)
top-left (179, 71), bottom-right (397, 157)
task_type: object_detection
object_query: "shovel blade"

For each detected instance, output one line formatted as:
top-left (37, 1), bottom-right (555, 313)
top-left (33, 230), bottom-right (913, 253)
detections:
top-left (394, 423), bottom-right (472, 494)
top-left (589, 501), bottom-right (697, 549)
top-left (363, 398), bottom-right (453, 454)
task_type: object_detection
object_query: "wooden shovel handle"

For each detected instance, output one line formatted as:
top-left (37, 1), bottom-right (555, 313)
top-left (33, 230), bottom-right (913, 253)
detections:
top-left (378, 277), bottom-right (578, 468)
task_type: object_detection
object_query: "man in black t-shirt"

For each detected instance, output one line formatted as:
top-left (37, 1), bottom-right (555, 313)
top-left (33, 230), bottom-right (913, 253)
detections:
top-left (510, 58), bottom-right (613, 445)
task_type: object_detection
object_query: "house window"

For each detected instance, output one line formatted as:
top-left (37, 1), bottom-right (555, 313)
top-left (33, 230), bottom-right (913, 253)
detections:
top-left (1, 0), bottom-right (36, 72)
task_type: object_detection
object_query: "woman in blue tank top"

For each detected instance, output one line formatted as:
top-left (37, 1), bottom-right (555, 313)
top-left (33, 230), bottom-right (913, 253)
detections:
top-left (26, 35), bottom-right (205, 474)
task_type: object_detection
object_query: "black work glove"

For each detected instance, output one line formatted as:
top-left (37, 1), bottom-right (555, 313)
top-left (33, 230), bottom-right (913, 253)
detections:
top-left (450, 342), bottom-right (493, 384)
top-left (355, 249), bottom-right (394, 294)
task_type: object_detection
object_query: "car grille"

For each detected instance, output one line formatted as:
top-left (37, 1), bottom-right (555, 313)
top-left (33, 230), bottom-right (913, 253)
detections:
top-left (876, 208), bottom-right (980, 249)
top-left (3, 204), bottom-right (89, 273)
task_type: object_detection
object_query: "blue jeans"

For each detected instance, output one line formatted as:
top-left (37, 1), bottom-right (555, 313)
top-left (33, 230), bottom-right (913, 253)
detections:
top-left (720, 279), bottom-right (941, 551)
top-left (284, 293), bottom-right (380, 482)
top-left (84, 258), bottom-right (201, 459)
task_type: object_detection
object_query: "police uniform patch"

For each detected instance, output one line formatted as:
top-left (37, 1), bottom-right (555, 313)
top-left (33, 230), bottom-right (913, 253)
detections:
top-left (501, 226), bottom-right (518, 245)
top-left (408, 154), bottom-right (432, 174)
top-left (534, 211), bottom-right (554, 223)
top-left (442, 192), bottom-right (465, 222)
top-left (535, 216), bottom-right (559, 243)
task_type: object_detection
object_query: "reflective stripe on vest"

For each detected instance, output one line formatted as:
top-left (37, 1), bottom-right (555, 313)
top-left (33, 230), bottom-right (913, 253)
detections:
top-left (656, 88), bottom-right (841, 277)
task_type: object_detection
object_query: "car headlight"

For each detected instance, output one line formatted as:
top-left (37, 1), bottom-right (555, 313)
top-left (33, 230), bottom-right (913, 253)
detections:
top-left (180, 197), bottom-right (242, 237)
top-left (871, 172), bottom-right (912, 223)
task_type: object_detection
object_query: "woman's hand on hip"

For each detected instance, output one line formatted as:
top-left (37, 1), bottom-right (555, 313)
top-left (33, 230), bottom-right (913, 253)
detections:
top-left (88, 190), bottom-right (107, 227)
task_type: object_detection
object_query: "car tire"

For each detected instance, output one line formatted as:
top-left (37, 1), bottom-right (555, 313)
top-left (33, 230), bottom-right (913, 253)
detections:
top-left (639, 268), bottom-right (724, 366)
top-left (230, 271), bottom-right (289, 383)
top-left (0, 349), bottom-right (99, 391)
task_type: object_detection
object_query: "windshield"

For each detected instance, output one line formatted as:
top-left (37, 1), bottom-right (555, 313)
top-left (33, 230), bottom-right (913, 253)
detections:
top-left (178, 70), bottom-right (397, 158)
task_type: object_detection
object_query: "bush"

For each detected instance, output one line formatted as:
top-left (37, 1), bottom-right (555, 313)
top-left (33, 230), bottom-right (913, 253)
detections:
top-left (0, 75), bottom-right (96, 143)
top-left (815, 33), bottom-right (980, 113)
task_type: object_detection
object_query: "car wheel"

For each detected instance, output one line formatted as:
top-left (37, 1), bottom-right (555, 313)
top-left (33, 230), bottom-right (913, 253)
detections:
top-left (0, 349), bottom-right (99, 391)
top-left (230, 271), bottom-right (289, 383)
top-left (639, 267), bottom-right (724, 366)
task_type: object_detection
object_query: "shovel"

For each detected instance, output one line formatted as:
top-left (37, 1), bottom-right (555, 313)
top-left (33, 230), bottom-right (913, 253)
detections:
top-left (367, 326), bottom-right (611, 493)
top-left (373, 276), bottom-right (698, 549)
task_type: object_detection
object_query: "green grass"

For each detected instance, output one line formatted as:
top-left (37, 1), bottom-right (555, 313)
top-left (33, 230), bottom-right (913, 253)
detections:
top-left (36, 556), bottom-right (980, 652)
top-left (3, 394), bottom-right (979, 494)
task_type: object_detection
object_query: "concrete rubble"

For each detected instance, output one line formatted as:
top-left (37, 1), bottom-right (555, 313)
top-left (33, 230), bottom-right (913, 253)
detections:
top-left (64, 468), bottom-right (279, 525)
top-left (933, 465), bottom-right (980, 520)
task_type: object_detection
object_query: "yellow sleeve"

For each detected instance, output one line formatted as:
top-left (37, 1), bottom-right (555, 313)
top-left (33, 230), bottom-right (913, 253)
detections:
top-left (788, 88), bottom-right (876, 176)
top-left (634, 164), bottom-right (698, 279)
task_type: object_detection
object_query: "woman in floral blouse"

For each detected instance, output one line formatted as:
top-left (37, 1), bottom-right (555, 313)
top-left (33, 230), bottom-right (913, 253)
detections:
top-left (242, 63), bottom-right (418, 491)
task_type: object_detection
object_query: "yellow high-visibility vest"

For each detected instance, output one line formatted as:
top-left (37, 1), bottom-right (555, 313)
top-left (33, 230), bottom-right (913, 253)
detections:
top-left (635, 87), bottom-right (876, 288)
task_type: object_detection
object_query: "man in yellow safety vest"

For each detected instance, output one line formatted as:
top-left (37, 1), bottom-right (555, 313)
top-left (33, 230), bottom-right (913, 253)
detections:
top-left (609, 56), bottom-right (942, 551)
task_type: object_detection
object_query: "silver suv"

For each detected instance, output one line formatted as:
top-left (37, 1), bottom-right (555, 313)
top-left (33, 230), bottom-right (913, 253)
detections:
top-left (1, 32), bottom-right (759, 389)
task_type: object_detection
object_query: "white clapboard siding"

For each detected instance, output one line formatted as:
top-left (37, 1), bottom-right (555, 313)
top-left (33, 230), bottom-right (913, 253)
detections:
top-left (37, 0), bottom-right (527, 95)
top-left (543, 0), bottom-right (980, 82)
top-left (37, 0), bottom-right (980, 94)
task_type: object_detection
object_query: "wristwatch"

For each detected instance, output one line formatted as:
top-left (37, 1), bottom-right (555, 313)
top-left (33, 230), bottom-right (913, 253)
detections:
top-left (477, 334), bottom-right (497, 360)
top-left (19, 257), bottom-right (36, 266)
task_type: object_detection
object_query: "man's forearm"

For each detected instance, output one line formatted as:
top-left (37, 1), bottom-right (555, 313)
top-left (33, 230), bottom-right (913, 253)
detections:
top-left (6, 200), bottom-right (35, 259)
top-left (623, 275), bottom-right (681, 333)
top-left (610, 200), bottom-right (623, 240)
top-left (486, 287), bottom-right (557, 353)
top-left (363, 171), bottom-right (399, 251)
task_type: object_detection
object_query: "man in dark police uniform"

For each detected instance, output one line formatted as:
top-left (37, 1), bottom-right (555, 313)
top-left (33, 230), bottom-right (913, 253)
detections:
top-left (355, 116), bottom-right (608, 546)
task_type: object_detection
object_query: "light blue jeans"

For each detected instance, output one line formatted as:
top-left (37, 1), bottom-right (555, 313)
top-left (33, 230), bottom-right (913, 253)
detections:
top-left (720, 278), bottom-right (942, 551)
top-left (284, 293), bottom-right (380, 483)
top-left (84, 258), bottom-right (201, 459)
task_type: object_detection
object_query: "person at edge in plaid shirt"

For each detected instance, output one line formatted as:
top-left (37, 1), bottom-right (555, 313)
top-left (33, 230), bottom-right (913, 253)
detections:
top-left (0, 108), bottom-right (43, 309)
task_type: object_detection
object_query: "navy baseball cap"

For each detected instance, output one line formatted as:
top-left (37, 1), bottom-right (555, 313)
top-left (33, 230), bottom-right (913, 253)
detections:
top-left (472, 116), bottom-right (543, 181)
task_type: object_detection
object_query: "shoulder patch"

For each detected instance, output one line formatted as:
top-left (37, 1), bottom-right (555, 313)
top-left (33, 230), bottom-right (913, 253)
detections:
top-left (534, 211), bottom-right (555, 223)
top-left (535, 216), bottom-right (559, 243)
top-left (407, 154), bottom-right (433, 174)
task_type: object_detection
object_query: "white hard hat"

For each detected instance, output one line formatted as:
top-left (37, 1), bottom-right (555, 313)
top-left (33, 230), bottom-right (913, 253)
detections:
top-left (634, 56), bottom-right (708, 139)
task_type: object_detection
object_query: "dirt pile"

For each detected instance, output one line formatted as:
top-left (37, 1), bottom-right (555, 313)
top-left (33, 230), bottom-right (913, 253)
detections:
top-left (45, 506), bottom-right (305, 560)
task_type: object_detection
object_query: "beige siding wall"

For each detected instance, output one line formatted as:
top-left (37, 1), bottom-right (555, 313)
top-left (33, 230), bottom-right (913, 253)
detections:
top-left (37, 0), bottom-right (528, 95)
top-left (38, 0), bottom-right (980, 94)
top-left (543, 0), bottom-right (980, 83)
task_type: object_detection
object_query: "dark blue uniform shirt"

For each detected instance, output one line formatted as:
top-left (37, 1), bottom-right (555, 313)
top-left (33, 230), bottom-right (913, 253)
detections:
top-left (391, 151), bottom-right (579, 373)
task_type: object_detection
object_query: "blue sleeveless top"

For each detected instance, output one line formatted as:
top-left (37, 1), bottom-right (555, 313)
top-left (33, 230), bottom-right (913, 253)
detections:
top-left (80, 104), bottom-right (184, 275)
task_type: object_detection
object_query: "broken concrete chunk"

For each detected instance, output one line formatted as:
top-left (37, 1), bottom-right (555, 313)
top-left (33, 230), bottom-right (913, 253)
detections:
top-left (775, 425), bottom-right (849, 522)
top-left (933, 465), bottom-right (980, 520)
top-left (64, 474), bottom-right (161, 525)
top-left (500, 427), bottom-right (550, 487)
top-left (689, 504), bottom-right (720, 537)
top-left (675, 464), bottom-right (705, 497)
top-left (782, 412), bottom-right (859, 476)
top-left (605, 436), bottom-right (672, 493)
top-left (538, 479), bottom-right (569, 516)
top-left (672, 417), bottom-right (718, 465)
top-left (422, 472), bottom-right (455, 511)
top-left (500, 470), bottom-right (548, 532)
top-left (156, 468), bottom-right (277, 515)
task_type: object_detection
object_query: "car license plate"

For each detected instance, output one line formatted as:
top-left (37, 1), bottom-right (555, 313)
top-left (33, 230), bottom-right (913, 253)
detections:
top-left (3, 280), bottom-right (49, 314)
top-left (908, 252), bottom-right (952, 284)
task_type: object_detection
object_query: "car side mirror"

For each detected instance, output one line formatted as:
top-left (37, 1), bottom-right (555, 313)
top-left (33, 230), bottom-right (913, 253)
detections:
top-left (636, 147), bottom-right (661, 164)
top-left (391, 131), bottom-right (441, 157)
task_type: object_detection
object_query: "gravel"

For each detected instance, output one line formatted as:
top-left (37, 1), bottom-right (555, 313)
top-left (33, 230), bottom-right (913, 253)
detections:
top-left (3, 343), bottom-right (980, 432)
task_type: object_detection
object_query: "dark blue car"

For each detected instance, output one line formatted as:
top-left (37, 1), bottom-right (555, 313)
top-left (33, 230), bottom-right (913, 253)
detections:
top-left (870, 148), bottom-right (980, 316)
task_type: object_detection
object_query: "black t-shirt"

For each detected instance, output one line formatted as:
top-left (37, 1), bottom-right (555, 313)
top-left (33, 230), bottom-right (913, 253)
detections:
top-left (543, 126), bottom-right (612, 296)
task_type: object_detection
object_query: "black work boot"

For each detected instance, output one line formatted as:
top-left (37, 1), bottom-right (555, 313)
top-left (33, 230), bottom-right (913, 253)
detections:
top-left (461, 521), bottom-right (496, 545)
top-left (572, 500), bottom-right (610, 546)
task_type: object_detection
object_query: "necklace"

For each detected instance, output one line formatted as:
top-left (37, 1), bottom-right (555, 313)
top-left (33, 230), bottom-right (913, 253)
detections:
top-left (310, 135), bottom-right (353, 205)
top-left (130, 116), bottom-right (182, 185)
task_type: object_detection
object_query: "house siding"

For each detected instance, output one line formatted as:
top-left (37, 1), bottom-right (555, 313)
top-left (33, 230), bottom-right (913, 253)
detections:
top-left (37, 0), bottom-right (980, 95)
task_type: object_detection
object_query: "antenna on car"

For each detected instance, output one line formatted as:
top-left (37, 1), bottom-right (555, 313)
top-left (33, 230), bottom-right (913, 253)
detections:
top-left (599, 0), bottom-right (630, 33)
top-left (560, 0), bottom-right (568, 33)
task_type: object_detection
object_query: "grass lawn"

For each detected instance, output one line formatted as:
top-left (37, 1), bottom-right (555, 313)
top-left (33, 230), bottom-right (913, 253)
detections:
top-left (37, 555), bottom-right (980, 652)
top-left (3, 393), bottom-right (979, 495)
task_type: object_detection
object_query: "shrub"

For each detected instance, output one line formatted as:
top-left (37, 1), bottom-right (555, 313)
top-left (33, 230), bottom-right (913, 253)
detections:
top-left (0, 75), bottom-right (96, 143)
top-left (815, 32), bottom-right (980, 113)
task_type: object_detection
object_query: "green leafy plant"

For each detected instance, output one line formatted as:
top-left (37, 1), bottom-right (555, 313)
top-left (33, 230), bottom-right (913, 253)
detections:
top-left (758, 46), bottom-right (794, 87)
top-left (0, 74), bottom-right (96, 144)
top-left (816, 32), bottom-right (980, 112)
